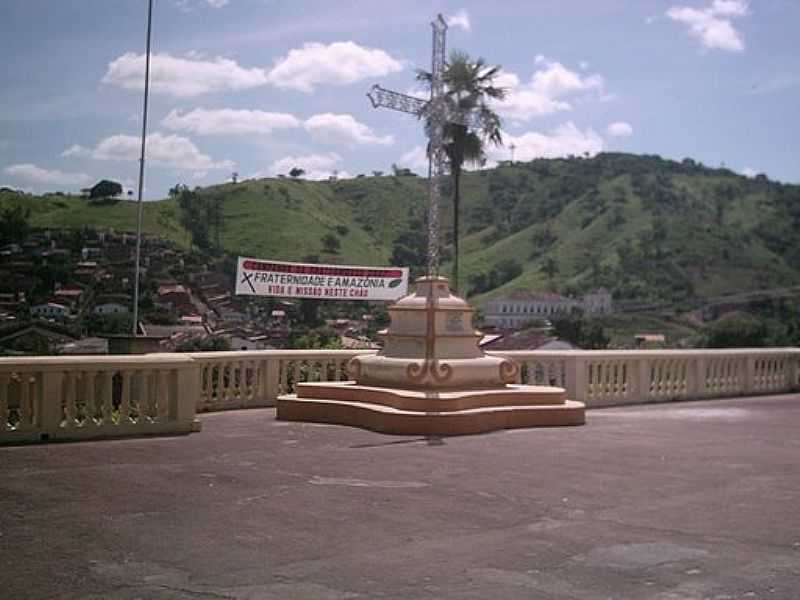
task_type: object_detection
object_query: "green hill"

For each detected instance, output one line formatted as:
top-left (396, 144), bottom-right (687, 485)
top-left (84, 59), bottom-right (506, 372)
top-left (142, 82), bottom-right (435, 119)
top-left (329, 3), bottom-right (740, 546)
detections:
top-left (3, 153), bottom-right (799, 306)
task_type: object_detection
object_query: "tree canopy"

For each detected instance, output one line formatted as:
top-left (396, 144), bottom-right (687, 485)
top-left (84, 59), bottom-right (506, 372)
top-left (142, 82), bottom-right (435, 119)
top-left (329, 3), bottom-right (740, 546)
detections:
top-left (417, 50), bottom-right (506, 291)
top-left (89, 180), bottom-right (123, 199)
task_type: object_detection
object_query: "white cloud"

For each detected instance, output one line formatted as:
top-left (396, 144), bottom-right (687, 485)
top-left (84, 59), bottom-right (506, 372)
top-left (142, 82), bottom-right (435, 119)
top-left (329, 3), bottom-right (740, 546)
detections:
top-left (666, 0), bottom-right (748, 52)
top-left (606, 121), bottom-right (634, 137)
top-left (265, 41), bottom-right (404, 92)
top-left (176, 0), bottom-right (229, 7)
top-left (103, 52), bottom-right (267, 97)
top-left (709, 0), bottom-right (748, 17)
top-left (162, 108), bottom-right (300, 135)
top-left (486, 122), bottom-right (604, 165)
top-left (63, 133), bottom-right (233, 171)
top-left (3, 163), bottom-right (92, 187)
top-left (268, 152), bottom-right (345, 180)
top-left (303, 113), bottom-right (393, 146)
top-left (494, 59), bottom-right (604, 123)
top-left (740, 166), bottom-right (757, 177)
top-left (398, 146), bottom-right (428, 171)
top-left (447, 10), bottom-right (471, 31)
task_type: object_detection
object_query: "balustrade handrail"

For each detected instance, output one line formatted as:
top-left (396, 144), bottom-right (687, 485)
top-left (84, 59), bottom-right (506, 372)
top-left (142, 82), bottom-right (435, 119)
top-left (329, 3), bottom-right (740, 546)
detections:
top-left (489, 348), bottom-right (800, 358)
top-left (0, 353), bottom-right (194, 371)
top-left (186, 349), bottom-right (377, 361)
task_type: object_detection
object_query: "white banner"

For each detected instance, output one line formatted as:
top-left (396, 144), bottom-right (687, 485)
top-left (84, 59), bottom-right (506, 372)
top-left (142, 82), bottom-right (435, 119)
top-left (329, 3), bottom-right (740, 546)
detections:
top-left (235, 257), bottom-right (409, 301)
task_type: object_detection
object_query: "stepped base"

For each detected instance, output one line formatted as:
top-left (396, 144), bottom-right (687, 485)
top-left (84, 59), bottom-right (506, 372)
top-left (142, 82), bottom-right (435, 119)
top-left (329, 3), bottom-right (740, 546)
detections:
top-left (277, 381), bottom-right (585, 436)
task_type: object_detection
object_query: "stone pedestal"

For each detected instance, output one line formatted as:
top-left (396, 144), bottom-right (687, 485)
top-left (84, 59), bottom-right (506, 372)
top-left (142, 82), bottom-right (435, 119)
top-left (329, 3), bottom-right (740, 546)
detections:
top-left (277, 277), bottom-right (585, 435)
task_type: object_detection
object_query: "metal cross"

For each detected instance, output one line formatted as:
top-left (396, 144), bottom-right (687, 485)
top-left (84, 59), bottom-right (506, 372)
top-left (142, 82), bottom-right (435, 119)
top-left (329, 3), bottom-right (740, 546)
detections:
top-left (367, 14), bottom-right (480, 277)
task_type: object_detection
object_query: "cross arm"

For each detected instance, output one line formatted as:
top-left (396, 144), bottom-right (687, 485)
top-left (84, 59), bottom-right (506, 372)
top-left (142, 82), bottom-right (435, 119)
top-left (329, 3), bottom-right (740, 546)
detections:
top-left (367, 85), bottom-right (428, 116)
top-left (367, 86), bottom-right (484, 130)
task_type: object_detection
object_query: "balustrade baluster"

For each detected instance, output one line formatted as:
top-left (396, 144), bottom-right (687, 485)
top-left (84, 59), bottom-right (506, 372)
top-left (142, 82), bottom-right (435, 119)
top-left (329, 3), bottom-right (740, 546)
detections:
top-left (244, 361), bottom-right (254, 403)
top-left (222, 363), bottom-right (230, 405)
top-left (278, 360), bottom-right (288, 394)
top-left (157, 370), bottom-right (169, 421)
top-left (216, 363), bottom-right (223, 404)
top-left (288, 361), bottom-right (298, 393)
top-left (64, 372), bottom-right (77, 427)
top-left (101, 371), bottom-right (113, 425)
top-left (119, 371), bottom-right (131, 423)
top-left (334, 359), bottom-right (344, 381)
top-left (234, 362), bottom-right (242, 404)
top-left (255, 359), bottom-right (267, 404)
top-left (199, 365), bottom-right (209, 408)
top-left (84, 371), bottom-right (98, 425)
top-left (243, 360), bottom-right (252, 402)
top-left (228, 362), bottom-right (236, 404)
top-left (18, 373), bottom-right (32, 429)
top-left (151, 370), bottom-right (160, 417)
top-left (322, 360), bottom-right (332, 382)
top-left (233, 361), bottom-right (241, 404)
top-left (234, 361), bottom-right (242, 403)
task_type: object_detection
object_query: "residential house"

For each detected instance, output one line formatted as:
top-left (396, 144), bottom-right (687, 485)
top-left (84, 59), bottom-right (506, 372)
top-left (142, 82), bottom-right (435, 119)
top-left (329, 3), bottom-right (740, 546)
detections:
top-left (31, 302), bottom-right (71, 320)
top-left (156, 283), bottom-right (194, 316)
top-left (93, 302), bottom-right (129, 315)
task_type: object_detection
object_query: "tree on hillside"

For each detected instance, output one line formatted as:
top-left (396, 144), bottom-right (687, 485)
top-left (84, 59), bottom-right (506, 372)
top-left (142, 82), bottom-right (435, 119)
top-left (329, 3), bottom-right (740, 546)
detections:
top-left (701, 312), bottom-right (768, 348)
top-left (89, 180), bottom-right (123, 199)
top-left (171, 184), bottom-right (211, 251)
top-left (417, 50), bottom-right (506, 292)
top-left (321, 233), bottom-right (340, 254)
top-left (289, 167), bottom-right (305, 179)
top-left (208, 193), bottom-right (224, 249)
top-left (390, 218), bottom-right (427, 277)
top-left (0, 205), bottom-right (30, 245)
top-left (552, 312), bottom-right (609, 349)
top-left (541, 256), bottom-right (559, 281)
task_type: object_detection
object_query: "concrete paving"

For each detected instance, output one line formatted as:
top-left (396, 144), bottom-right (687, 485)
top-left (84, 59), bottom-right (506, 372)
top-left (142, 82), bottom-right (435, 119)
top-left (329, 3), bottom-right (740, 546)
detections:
top-left (1, 394), bottom-right (799, 600)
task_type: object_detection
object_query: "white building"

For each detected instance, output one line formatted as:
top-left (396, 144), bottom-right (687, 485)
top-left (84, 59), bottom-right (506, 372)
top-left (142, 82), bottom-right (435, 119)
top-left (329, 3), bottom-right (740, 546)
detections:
top-left (483, 288), bottom-right (612, 329)
top-left (31, 302), bottom-right (71, 320)
top-left (93, 302), bottom-right (129, 315)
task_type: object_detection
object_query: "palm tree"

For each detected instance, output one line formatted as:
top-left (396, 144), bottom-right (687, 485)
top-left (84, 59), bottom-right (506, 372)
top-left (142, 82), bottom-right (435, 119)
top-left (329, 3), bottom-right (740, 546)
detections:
top-left (417, 51), bottom-right (506, 292)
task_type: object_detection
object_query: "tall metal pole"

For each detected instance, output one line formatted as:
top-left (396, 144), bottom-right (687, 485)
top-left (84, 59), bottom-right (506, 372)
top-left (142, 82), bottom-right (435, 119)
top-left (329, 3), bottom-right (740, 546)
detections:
top-left (132, 0), bottom-right (153, 336)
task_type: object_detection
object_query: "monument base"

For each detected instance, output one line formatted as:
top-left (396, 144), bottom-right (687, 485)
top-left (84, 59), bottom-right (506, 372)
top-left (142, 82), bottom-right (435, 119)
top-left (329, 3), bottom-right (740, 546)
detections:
top-left (277, 382), bottom-right (585, 436)
top-left (276, 276), bottom-right (585, 436)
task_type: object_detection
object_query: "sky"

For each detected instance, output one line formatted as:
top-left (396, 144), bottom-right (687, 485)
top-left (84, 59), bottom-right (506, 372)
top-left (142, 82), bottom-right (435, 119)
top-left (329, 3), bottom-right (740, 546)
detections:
top-left (1, 0), bottom-right (798, 199)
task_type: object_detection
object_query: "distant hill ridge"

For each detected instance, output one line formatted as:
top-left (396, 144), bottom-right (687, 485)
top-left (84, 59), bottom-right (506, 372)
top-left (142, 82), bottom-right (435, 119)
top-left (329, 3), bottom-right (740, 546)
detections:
top-left (2, 152), bottom-right (799, 306)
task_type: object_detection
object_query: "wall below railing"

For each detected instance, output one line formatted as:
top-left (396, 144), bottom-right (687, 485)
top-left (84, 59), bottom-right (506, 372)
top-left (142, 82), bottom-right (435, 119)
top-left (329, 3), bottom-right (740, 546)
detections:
top-left (0, 354), bottom-right (198, 444)
top-left (3, 348), bottom-right (798, 444)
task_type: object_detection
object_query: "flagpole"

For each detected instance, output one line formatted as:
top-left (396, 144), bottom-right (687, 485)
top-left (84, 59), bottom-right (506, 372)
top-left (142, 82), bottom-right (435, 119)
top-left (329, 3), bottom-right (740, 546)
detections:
top-left (132, 0), bottom-right (153, 336)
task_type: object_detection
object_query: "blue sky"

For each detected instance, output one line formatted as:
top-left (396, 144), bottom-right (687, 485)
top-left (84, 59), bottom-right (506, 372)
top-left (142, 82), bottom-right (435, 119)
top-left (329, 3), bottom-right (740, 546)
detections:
top-left (1, 0), bottom-right (798, 198)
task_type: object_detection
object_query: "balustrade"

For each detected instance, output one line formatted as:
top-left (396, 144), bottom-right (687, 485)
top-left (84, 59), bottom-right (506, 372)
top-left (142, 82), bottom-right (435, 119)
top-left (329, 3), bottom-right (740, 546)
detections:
top-left (492, 348), bottom-right (800, 407)
top-left (0, 354), bottom-right (198, 444)
top-left (2, 347), bottom-right (798, 444)
top-left (188, 350), bottom-right (373, 412)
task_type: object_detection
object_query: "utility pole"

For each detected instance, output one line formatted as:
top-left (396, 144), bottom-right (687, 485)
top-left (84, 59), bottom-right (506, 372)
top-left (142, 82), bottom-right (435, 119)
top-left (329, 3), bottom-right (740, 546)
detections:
top-left (132, 0), bottom-right (153, 336)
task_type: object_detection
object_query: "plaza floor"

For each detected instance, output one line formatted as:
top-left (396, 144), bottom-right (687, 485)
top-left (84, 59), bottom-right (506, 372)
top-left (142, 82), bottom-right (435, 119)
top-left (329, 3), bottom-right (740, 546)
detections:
top-left (1, 394), bottom-right (799, 599)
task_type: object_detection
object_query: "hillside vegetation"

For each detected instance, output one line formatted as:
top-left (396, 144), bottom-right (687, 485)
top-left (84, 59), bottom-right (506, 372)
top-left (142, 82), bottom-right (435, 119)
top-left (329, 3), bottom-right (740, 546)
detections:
top-left (3, 153), bottom-right (799, 306)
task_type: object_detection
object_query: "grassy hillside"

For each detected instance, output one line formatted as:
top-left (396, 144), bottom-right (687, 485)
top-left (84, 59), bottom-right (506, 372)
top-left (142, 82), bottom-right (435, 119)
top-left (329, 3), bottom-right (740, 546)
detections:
top-left (3, 153), bottom-right (799, 307)
top-left (0, 192), bottom-right (188, 246)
